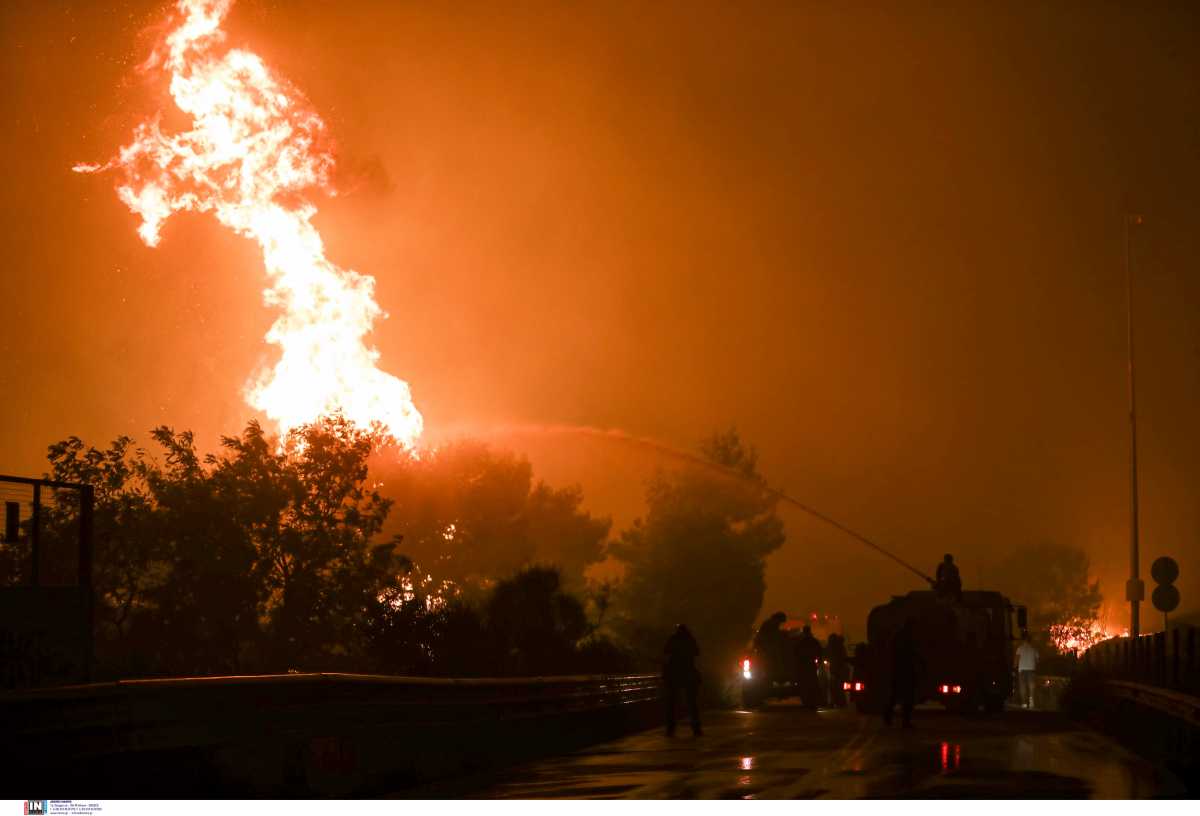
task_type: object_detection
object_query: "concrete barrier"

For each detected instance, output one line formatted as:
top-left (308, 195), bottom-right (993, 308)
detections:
top-left (0, 672), bottom-right (663, 796)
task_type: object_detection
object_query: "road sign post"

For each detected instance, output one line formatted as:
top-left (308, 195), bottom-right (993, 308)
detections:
top-left (1125, 213), bottom-right (1144, 637)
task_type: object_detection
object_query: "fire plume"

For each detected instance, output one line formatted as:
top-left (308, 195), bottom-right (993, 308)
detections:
top-left (74, 0), bottom-right (422, 447)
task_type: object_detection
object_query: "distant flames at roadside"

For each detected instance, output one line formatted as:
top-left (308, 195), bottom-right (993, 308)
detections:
top-left (1049, 617), bottom-right (1129, 655)
top-left (74, 0), bottom-right (423, 447)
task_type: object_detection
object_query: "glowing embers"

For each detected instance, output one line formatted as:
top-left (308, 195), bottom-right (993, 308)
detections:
top-left (74, 0), bottom-right (422, 447)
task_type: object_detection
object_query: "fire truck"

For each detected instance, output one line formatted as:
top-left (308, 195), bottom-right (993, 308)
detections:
top-left (739, 613), bottom-right (843, 708)
top-left (846, 589), bottom-right (1027, 714)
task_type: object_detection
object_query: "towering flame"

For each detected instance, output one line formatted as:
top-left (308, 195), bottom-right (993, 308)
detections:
top-left (74, 0), bottom-right (423, 447)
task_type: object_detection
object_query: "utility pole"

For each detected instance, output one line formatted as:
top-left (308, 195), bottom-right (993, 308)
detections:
top-left (1125, 213), bottom-right (1144, 637)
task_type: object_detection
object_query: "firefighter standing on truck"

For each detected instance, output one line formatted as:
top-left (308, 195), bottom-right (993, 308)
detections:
top-left (935, 554), bottom-right (962, 600)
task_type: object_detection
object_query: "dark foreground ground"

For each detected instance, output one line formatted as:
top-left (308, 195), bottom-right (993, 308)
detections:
top-left (405, 701), bottom-right (1186, 799)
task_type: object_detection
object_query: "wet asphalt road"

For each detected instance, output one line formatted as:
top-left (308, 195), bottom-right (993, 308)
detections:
top-left (456, 701), bottom-right (1185, 799)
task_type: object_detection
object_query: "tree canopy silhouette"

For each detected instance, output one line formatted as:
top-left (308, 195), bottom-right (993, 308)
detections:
top-left (608, 428), bottom-right (785, 679)
top-left (43, 417), bottom-right (403, 675)
top-left (34, 418), bottom-right (629, 680)
top-left (991, 543), bottom-right (1103, 655)
top-left (374, 440), bottom-right (611, 594)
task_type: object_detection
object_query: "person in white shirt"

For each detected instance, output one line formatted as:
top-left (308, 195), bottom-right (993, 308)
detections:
top-left (1015, 633), bottom-right (1039, 708)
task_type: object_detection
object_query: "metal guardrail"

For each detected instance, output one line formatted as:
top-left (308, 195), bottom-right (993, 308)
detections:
top-left (1081, 626), bottom-right (1200, 695)
top-left (1102, 680), bottom-right (1200, 729)
top-left (1073, 677), bottom-right (1200, 791)
top-left (0, 671), bottom-right (664, 795)
top-left (1077, 630), bottom-right (1200, 790)
top-left (1, 671), bottom-right (662, 755)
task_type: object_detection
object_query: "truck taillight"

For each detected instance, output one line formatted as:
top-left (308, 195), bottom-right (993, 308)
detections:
top-left (952, 684), bottom-right (962, 694)
top-left (938, 683), bottom-right (963, 695)
top-left (842, 681), bottom-right (851, 691)
top-left (853, 681), bottom-right (864, 692)
top-left (742, 658), bottom-right (752, 680)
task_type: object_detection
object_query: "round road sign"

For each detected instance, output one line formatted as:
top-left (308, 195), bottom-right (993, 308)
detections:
top-left (1151, 556), bottom-right (1179, 586)
top-left (1152, 584), bottom-right (1180, 614)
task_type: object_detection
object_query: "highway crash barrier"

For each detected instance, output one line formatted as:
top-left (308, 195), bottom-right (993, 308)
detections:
top-left (1081, 625), bottom-right (1200, 694)
top-left (1074, 678), bottom-right (1200, 792)
top-left (0, 672), bottom-right (663, 796)
top-left (1075, 628), bottom-right (1200, 791)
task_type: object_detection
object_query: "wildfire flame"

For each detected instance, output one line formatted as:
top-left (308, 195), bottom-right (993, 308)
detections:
top-left (1049, 617), bottom-right (1128, 656)
top-left (74, 0), bottom-right (422, 447)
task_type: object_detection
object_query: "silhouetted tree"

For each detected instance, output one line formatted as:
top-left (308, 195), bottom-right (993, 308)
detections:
top-left (376, 441), bottom-right (611, 593)
top-left (233, 417), bottom-right (401, 669)
top-left (586, 579), bottom-right (614, 630)
top-left (991, 543), bottom-right (1103, 655)
top-left (43, 434), bottom-right (168, 674)
top-left (38, 420), bottom-right (633, 680)
top-left (485, 565), bottom-right (590, 675)
top-left (43, 416), bottom-right (405, 676)
top-left (360, 563), bottom-right (630, 677)
top-left (608, 428), bottom-right (785, 679)
top-left (359, 556), bottom-right (494, 676)
top-left (133, 427), bottom-right (263, 674)
top-left (362, 557), bottom-right (446, 675)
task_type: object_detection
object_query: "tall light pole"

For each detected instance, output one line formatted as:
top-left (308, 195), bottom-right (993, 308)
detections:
top-left (1125, 213), bottom-right (1144, 637)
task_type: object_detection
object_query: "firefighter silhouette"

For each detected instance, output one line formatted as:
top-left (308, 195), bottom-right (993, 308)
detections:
top-left (793, 624), bottom-right (822, 708)
top-left (935, 553), bottom-right (962, 600)
top-left (884, 618), bottom-right (922, 727)
top-left (663, 624), bottom-right (702, 736)
top-left (826, 633), bottom-right (849, 708)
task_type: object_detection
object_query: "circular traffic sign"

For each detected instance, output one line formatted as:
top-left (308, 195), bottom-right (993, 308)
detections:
top-left (1151, 556), bottom-right (1179, 585)
top-left (1152, 584), bottom-right (1180, 613)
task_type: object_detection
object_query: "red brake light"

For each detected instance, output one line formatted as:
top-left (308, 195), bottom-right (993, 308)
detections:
top-left (853, 681), bottom-right (864, 692)
top-left (742, 659), bottom-right (751, 672)
top-left (842, 681), bottom-right (851, 691)
top-left (952, 684), bottom-right (962, 694)
top-left (939, 684), bottom-right (950, 694)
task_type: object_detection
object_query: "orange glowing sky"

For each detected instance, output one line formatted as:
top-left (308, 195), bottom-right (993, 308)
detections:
top-left (3, 0), bottom-right (1199, 633)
